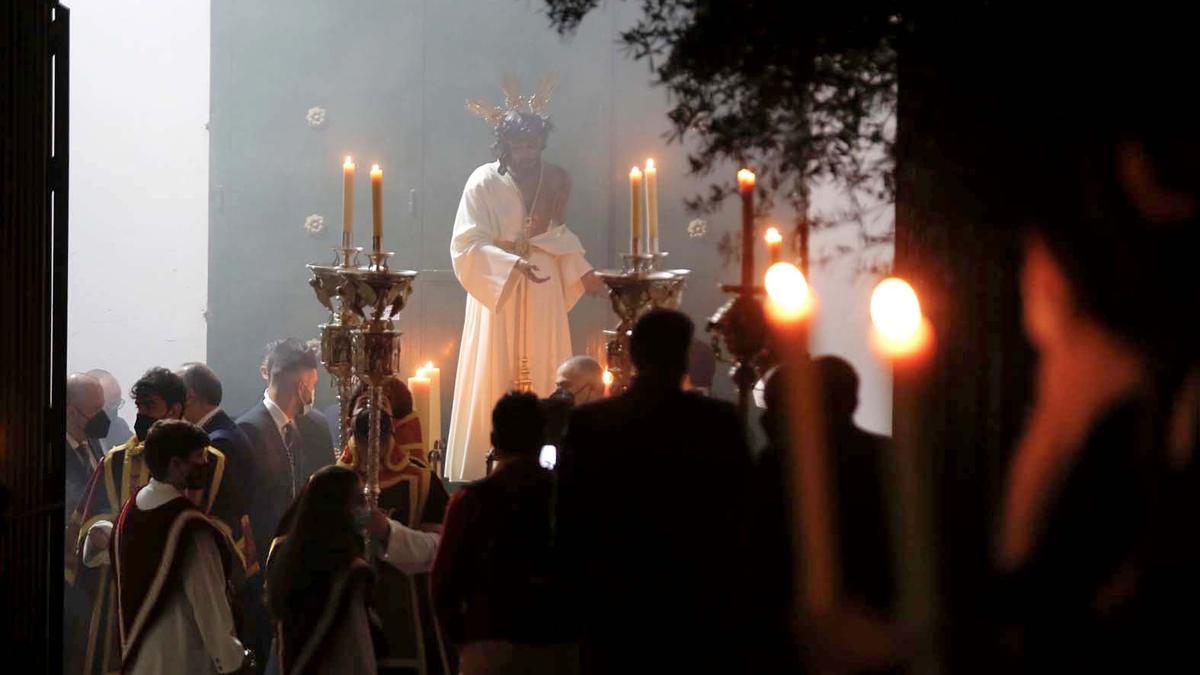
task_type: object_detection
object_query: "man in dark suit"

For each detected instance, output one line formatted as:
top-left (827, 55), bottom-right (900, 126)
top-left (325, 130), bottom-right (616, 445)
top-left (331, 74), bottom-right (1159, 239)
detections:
top-left (234, 339), bottom-right (332, 673)
top-left (63, 373), bottom-right (109, 675)
top-left (556, 309), bottom-right (755, 675)
top-left (236, 338), bottom-right (334, 552)
top-left (178, 362), bottom-right (256, 514)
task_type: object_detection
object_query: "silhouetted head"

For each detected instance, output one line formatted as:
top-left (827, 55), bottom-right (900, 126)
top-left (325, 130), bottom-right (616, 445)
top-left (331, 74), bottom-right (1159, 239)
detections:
top-left (816, 356), bottom-right (859, 426)
top-left (491, 391), bottom-right (545, 459)
top-left (630, 309), bottom-right (694, 388)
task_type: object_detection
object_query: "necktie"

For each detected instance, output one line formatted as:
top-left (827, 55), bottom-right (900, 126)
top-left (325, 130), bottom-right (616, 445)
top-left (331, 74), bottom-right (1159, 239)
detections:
top-left (76, 443), bottom-right (95, 471)
top-left (282, 422), bottom-right (299, 495)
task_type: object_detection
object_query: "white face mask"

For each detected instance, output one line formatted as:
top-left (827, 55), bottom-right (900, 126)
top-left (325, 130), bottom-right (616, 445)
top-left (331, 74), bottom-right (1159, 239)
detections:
top-left (298, 382), bottom-right (315, 417)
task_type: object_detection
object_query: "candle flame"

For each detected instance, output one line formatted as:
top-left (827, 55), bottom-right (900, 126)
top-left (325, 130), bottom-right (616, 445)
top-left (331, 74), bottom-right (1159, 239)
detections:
top-left (645, 158), bottom-right (655, 171)
top-left (602, 369), bottom-right (614, 386)
top-left (737, 168), bottom-right (756, 190)
top-left (371, 164), bottom-right (381, 173)
top-left (765, 227), bottom-right (783, 245)
top-left (870, 277), bottom-right (929, 357)
top-left (424, 361), bottom-right (434, 370)
top-left (344, 156), bottom-right (354, 167)
top-left (764, 262), bottom-right (812, 321)
top-left (630, 166), bottom-right (643, 179)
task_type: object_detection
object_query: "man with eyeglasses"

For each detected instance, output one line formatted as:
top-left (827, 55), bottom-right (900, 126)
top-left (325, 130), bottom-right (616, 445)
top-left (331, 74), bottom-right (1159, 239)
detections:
top-left (87, 368), bottom-right (135, 452)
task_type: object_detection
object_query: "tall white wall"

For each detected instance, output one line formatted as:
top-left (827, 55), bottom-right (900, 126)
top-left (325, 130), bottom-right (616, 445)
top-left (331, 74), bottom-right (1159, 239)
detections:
top-left (67, 0), bottom-right (211, 427)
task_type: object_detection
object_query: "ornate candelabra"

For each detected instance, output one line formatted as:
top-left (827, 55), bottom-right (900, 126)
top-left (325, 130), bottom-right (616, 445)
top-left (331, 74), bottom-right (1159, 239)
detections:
top-left (595, 253), bottom-right (689, 394)
top-left (310, 248), bottom-right (417, 507)
top-left (708, 284), bottom-right (768, 425)
top-left (341, 252), bottom-right (417, 506)
top-left (307, 247), bottom-right (362, 458)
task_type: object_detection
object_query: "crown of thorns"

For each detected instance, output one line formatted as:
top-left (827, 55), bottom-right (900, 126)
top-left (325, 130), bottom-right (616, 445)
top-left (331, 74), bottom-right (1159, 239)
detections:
top-left (465, 73), bottom-right (558, 128)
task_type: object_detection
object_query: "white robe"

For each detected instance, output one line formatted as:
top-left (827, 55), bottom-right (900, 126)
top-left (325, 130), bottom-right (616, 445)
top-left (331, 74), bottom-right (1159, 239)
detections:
top-left (446, 162), bottom-right (593, 480)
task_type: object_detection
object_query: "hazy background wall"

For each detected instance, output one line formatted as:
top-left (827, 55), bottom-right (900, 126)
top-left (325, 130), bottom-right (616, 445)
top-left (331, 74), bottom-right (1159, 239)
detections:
top-left (68, 0), bottom-right (211, 429)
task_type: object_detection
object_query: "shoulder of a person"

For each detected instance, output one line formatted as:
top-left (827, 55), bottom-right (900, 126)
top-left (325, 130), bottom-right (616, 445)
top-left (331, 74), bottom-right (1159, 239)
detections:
top-left (469, 162), bottom-right (502, 186)
top-left (234, 402), bottom-right (267, 425)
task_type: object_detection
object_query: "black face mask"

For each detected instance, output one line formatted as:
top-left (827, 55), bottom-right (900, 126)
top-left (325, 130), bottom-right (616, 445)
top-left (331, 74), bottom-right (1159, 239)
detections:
top-left (184, 461), bottom-right (207, 489)
top-left (134, 414), bottom-right (158, 442)
top-left (84, 410), bottom-right (112, 440)
top-left (352, 409), bottom-right (392, 444)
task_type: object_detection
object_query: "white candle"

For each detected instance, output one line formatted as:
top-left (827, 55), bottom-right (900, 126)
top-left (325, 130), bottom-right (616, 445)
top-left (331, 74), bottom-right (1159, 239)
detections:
top-left (342, 156), bottom-right (355, 248)
top-left (416, 361), bottom-right (442, 456)
top-left (407, 374), bottom-right (432, 461)
top-left (645, 159), bottom-right (659, 254)
top-left (370, 164), bottom-right (383, 253)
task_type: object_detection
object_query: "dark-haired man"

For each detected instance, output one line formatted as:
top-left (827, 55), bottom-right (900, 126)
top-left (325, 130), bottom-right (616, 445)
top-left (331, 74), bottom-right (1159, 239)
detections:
top-left (236, 339), bottom-right (334, 562)
top-left (112, 419), bottom-right (249, 674)
top-left (434, 392), bottom-right (576, 674)
top-left (447, 99), bottom-right (604, 482)
top-left (65, 367), bottom-right (250, 675)
top-left (557, 309), bottom-right (755, 674)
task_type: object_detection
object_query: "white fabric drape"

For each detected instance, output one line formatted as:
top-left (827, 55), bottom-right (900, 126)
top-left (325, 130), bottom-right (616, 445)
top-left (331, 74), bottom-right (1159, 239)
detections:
top-left (446, 162), bottom-right (592, 480)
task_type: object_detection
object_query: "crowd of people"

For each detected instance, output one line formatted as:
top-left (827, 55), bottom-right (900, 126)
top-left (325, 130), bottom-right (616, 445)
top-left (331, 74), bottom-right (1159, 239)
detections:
top-left (61, 92), bottom-right (1200, 668)
top-left (60, 267), bottom-right (1200, 675)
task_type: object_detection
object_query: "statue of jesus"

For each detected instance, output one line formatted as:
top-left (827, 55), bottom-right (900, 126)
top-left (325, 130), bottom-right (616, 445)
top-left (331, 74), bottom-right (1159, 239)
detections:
top-left (446, 91), bottom-right (604, 481)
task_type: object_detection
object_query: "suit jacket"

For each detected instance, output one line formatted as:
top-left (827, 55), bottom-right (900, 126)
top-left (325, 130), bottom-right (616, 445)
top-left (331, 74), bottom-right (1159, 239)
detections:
top-left (64, 438), bottom-right (102, 518)
top-left (202, 410), bottom-right (256, 510)
top-left (236, 402), bottom-right (334, 553)
top-left (556, 380), bottom-right (755, 674)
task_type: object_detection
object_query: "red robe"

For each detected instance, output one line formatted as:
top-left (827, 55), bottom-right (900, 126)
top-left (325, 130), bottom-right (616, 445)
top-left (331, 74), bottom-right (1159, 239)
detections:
top-left (111, 493), bottom-right (236, 669)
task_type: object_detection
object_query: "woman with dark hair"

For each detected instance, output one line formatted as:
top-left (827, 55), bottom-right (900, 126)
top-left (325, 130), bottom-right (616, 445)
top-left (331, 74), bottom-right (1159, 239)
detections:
top-left (265, 465), bottom-right (376, 675)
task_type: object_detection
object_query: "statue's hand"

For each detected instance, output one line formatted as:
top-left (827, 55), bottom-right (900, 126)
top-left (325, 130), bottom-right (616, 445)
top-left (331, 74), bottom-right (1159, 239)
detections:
top-left (517, 259), bottom-right (550, 284)
top-left (582, 270), bottom-right (606, 296)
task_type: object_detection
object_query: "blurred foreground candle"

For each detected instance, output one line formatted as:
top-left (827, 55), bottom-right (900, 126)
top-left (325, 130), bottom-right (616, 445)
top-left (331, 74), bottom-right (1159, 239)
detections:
top-left (870, 274), bottom-right (938, 672)
top-left (737, 169), bottom-right (756, 287)
top-left (370, 164), bottom-right (383, 253)
top-left (407, 372), bottom-right (431, 459)
top-left (416, 361), bottom-right (441, 455)
top-left (645, 159), bottom-right (659, 254)
top-left (764, 261), bottom-right (837, 620)
top-left (629, 166), bottom-right (643, 255)
top-left (602, 368), bottom-right (614, 397)
top-left (869, 277), bottom-right (930, 358)
top-left (765, 226), bottom-right (783, 265)
top-left (342, 156), bottom-right (356, 248)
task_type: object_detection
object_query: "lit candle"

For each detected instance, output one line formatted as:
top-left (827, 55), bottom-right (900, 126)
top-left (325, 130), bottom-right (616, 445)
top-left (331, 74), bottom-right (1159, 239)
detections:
top-left (416, 361), bottom-right (441, 456)
top-left (737, 169), bottom-right (756, 287)
top-left (763, 261), bottom-right (836, 619)
top-left (645, 159), bottom-right (659, 254)
top-left (765, 226), bottom-right (783, 265)
top-left (869, 277), bottom-right (931, 358)
top-left (868, 275), bottom-right (935, 671)
top-left (602, 368), bottom-right (614, 397)
top-left (370, 164), bottom-right (383, 253)
top-left (629, 166), bottom-right (643, 255)
top-left (407, 373), bottom-right (432, 461)
top-left (342, 156), bottom-right (355, 249)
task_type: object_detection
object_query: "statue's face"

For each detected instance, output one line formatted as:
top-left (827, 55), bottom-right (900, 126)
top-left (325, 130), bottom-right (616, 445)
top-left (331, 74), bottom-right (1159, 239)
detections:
top-left (506, 135), bottom-right (545, 172)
